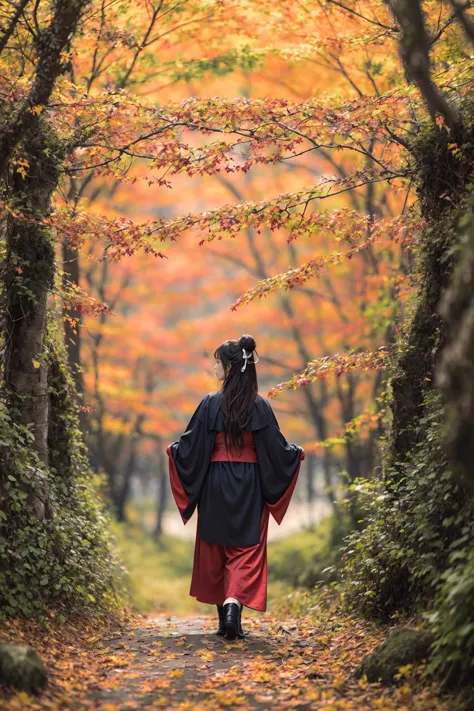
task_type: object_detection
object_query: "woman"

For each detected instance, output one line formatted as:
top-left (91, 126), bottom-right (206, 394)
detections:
top-left (167, 335), bottom-right (304, 640)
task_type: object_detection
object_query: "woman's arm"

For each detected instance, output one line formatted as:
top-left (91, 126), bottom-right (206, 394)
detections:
top-left (166, 395), bottom-right (217, 523)
top-left (253, 408), bottom-right (304, 524)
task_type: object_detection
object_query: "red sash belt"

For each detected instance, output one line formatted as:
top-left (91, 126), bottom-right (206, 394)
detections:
top-left (211, 431), bottom-right (258, 463)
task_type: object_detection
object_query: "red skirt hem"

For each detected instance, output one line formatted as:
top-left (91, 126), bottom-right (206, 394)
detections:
top-left (190, 595), bottom-right (266, 613)
top-left (190, 507), bottom-right (269, 612)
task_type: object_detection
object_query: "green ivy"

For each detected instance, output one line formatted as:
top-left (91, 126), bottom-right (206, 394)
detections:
top-left (0, 342), bottom-right (122, 620)
top-left (427, 543), bottom-right (474, 686)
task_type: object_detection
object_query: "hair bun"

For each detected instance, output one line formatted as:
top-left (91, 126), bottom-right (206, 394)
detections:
top-left (239, 334), bottom-right (256, 352)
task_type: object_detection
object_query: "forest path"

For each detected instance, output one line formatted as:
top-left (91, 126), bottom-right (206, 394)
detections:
top-left (90, 614), bottom-right (279, 710)
top-left (86, 612), bottom-right (449, 711)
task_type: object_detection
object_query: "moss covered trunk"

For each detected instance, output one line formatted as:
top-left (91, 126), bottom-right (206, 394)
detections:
top-left (437, 194), bottom-right (474, 493)
top-left (387, 122), bottom-right (474, 480)
top-left (62, 242), bottom-right (83, 394)
top-left (388, 227), bottom-right (451, 470)
top-left (1, 127), bottom-right (63, 518)
top-left (47, 345), bottom-right (75, 486)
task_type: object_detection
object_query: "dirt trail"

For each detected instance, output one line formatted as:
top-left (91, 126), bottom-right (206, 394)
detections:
top-left (90, 614), bottom-right (282, 710)
top-left (86, 612), bottom-right (451, 711)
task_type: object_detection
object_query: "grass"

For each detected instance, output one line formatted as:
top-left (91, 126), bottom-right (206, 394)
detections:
top-left (111, 520), bottom-right (201, 614)
top-left (268, 516), bottom-right (340, 587)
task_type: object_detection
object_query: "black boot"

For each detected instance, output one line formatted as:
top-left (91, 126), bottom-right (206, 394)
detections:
top-left (237, 605), bottom-right (246, 638)
top-left (216, 605), bottom-right (225, 636)
top-left (223, 602), bottom-right (245, 640)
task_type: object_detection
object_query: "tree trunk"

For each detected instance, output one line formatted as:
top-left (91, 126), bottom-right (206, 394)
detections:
top-left (46, 340), bottom-right (82, 536)
top-left (387, 120), bottom-right (474, 481)
top-left (437, 193), bottom-right (474, 493)
top-left (388, 235), bottom-right (450, 471)
top-left (0, 0), bottom-right (91, 519)
top-left (62, 242), bottom-right (84, 398)
top-left (2, 125), bottom-right (63, 518)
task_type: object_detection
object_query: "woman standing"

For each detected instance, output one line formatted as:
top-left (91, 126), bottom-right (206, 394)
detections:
top-left (167, 335), bottom-right (304, 640)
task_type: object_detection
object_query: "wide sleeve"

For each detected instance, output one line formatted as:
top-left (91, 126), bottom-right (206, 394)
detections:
top-left (253, 408), bottom-right (304, 525)
top-left (166, 396), bottom-right (216, 524)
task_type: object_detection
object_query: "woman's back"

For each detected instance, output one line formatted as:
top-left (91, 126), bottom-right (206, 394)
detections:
top-left (211, 431), bottom-right (257, 463)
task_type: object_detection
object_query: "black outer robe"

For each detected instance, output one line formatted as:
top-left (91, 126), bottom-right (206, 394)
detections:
top-left (168, 391), bottom-right (303, 547)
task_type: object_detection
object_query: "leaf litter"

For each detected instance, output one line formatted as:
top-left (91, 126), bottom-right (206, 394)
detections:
top-left (0, 607), bottom-right (455, 710)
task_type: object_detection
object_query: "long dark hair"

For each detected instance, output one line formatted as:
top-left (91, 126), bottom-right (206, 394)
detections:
top-left (214, 334), bottom-right (259, 451)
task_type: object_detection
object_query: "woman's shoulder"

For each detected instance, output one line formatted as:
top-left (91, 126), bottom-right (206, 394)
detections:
top-left (200, 391), bottom-right (221, 409)
top-left (206, 391), bottom-right (221, 400)
top-left (195, 391), bottom-right (221, 423)
top-left (204, 391), bottom-right (271, 409)
top-left (252, 394), bottom-right (273, 425)
top-left (255, 393), bottom-right (271, 408)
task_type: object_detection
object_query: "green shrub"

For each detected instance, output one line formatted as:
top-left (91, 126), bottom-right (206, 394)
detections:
top-left (427, 548), bottom-right (474, 687)
top-left (343, 394), bottom-right (473, 617)
top-left (342, 392), bottom-right (474, 688)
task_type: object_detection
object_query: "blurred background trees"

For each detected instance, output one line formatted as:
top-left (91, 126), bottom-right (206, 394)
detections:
top-left (69, 0), bottom-right (416, 532)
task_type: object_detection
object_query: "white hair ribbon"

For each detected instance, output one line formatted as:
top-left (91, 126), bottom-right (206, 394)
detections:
top-left (241, 348), bottom-right (259, 373)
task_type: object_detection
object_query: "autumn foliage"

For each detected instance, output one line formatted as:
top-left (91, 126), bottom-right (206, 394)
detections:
top-left (2, 0), bottom-right (472, 515)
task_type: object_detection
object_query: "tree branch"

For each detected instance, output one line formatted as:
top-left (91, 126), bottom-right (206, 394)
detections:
top-left (0, 0), bottom-right (31, 54)
top-left (385, 0), bottom-right (459, 127)
top-left (326, 0), bottom-right (397, 31)
top-left (0, 0), bottom-right (91, 173)
top-left (449, 0), bottom-right (474, 44)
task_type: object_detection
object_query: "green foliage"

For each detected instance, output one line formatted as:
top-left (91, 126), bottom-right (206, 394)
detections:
top-left (268, 515), bottom-right (349, 588)
top-left (342, 392), bottom-right (474, 687)
top-left (162, 46), bottom-right (265, 83)
top-left (427, 548), bottom-right (474, 686)
top-left (0, 344), bottom-right (120, 620)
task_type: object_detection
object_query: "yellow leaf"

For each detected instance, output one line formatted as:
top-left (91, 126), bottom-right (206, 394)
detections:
top-left (13, 691), bottom-right (32, 703)
top-left (29, 105), bottom-right (44, 115)
top-left (252, 671), bottom-right (270, 682)
top-left (32, 360), bottom-right (41, 369)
